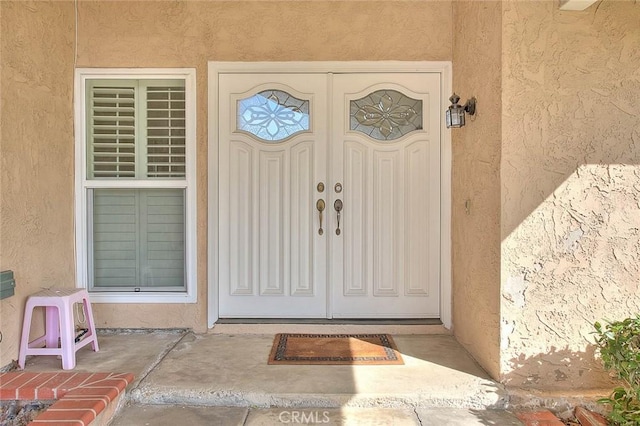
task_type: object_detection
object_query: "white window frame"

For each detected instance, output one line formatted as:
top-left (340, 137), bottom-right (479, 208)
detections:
top-left (75, 68), bottom-right (197, 303)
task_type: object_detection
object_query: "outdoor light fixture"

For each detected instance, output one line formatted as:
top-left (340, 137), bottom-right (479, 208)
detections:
top-left (445, 93), bottom-right (476, 128)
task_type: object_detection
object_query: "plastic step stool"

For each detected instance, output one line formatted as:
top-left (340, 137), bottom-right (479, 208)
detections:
top-left (18, 288), bottom-right (99, 370)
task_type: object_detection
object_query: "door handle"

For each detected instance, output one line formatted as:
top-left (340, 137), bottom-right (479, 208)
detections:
top-left (316, 199), bottom-right (326, 235)
top-left (334, 199), bottom-right (343, 235)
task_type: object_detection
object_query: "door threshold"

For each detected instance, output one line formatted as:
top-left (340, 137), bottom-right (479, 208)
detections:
top-left (216, 318), bottom-right (442, 325)
top-left (210, 319), bottom-right (449, 335)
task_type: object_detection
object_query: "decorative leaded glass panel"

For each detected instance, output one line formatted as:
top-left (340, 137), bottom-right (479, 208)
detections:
top-left (237, 90), bottom-right (310, 142)
top-left (350, 90), bottom-right (422, 141)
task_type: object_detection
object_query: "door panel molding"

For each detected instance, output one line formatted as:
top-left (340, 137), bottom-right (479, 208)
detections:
top-left (259, 150), bottom-right (285, 296)
top-left (343, 142), bottom-right (367, 297)
top-left (372, 149), bottom-right (401, 297)
top-left (229, 142), bottom-right (253, 296)
top-left (405, 140), bottom-right (431, 297)
top-left (290, 141), bottom-right (314, 296)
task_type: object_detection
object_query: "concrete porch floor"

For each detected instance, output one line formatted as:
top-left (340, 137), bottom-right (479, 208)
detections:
top-left (20, 328), bottom-right (525, 425)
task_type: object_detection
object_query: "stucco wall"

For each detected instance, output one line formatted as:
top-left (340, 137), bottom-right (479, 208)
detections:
top-left (0, 1), bottom-right (453, 366)
top-left (0, 1), bottom-right (76, 368)
top-left (500, 0), bottom-right (640, 390)
top-left (451, 1), bottom-right (502, 380)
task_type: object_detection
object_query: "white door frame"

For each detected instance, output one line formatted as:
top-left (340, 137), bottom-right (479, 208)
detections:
top-left (207, 61), bottom-right (452, 329)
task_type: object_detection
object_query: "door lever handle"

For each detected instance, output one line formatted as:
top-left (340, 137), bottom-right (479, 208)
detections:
top-left (334, 199), bottom-right (343, 235)
top-left (316, 199), bottom-right (326, 235)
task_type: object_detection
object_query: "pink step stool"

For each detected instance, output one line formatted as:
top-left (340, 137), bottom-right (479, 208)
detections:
top-left (18, 288), bottom-right (99, 370)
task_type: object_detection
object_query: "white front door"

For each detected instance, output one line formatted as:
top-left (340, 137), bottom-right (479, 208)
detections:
top-left (218, 71), bottom-right (440, 319)
top-left (218, 73), bottom-right (328, 317)
top-left (330, 73), bottom-right (441, 318)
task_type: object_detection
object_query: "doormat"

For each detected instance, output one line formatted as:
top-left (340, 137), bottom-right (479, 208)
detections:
top-left (268, 333), bottom-right (404, 365)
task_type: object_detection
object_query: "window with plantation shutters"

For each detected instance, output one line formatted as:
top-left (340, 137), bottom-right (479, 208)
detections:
top-left (77, 70), bottom-right (196, 302)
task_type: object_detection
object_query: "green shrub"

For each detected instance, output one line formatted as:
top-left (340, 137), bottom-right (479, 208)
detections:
top-left (594, 316), bottom-right (640, 426)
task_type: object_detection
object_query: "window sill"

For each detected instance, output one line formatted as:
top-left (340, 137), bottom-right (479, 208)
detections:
top-left (85, 291), bottom-right (197, 304)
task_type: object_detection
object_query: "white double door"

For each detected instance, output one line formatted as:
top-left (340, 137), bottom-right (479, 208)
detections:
top-left (218, 72), bottom-right (441, 318)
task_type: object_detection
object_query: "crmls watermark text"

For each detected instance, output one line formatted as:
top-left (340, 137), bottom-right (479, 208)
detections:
top-left (278, 410), bottom-right (331, 424)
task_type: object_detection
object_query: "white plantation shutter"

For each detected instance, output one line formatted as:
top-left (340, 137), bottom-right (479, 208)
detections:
top-left (144, 85), bottom-right (186, 178)
top-left (88, 84), bottom-right (136, 178)
top-left (141, 190), bottom-right (185, 286)
top-left (87, 80), bottom-right (186, 180)
top-left (91, 188), bottom-right (185, 291)
top-left (91, 190), bottom-right (138, 287)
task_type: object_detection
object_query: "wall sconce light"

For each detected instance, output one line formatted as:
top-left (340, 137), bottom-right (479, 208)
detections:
top-left (445, 93), bottom-right (476, 129)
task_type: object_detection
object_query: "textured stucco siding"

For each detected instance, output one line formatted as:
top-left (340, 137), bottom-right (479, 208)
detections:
top-left (500, 0), bottom-right (640, 390)
top-left (452, 0), bottom-right (502, 380)
top-left (0, 1), bottom-right (76, 369)
top-left (76, 1), bottom-right (453, 65)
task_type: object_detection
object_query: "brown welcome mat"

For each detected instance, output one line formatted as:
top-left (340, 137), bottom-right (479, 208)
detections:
top-left (268, 333), bottom-right (404, 365)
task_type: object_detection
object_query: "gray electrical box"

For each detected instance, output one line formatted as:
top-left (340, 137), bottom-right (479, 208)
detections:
top-left (0, 270), bottom-right (15, 300)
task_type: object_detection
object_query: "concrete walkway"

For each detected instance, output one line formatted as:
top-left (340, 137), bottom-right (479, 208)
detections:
top-left (111, 406), bottom-right (524, 425)
top-left (21, 329), bottom-right (525, 425)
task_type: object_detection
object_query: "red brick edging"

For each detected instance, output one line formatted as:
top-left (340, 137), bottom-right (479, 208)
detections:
top-left (575, 406), bottom-right (609, 426)
top-left (516, 408), bottom-right (610, 426)
top-left (516, 410), bottom-right (565, 426)
top-left (0, 371), bottom-right (134, 425)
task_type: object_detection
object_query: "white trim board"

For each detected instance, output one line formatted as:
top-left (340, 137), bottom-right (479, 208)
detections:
top-left (207, 61), bottom-right (453, 329)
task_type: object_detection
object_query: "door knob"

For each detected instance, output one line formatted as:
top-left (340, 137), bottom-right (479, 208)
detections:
top-left (316, 199), bottom-right (326, 235)
top-left (334, 199), bottom-right (343, 235)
